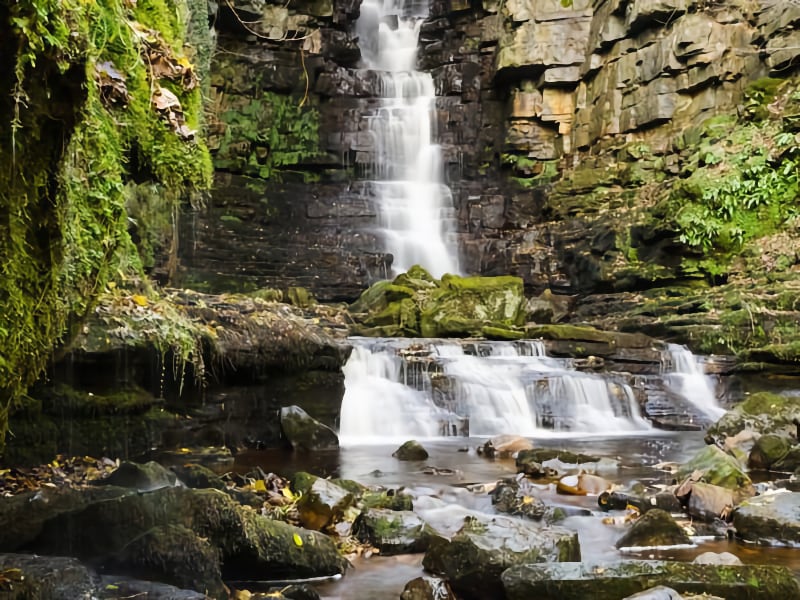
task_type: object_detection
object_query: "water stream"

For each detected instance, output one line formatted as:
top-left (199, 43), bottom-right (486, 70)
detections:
top-left (339, 338), bottom-right (719, 444)
top-left (355, 0), bottom-right (460, 276)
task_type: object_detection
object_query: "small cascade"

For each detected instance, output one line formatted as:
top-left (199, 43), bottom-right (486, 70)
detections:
top-left (663, 344), bottom-right (726, 421)
top-left (339, 338), bottom-right (651, 443)
top-left (354, 0), bottom-right (460, 277)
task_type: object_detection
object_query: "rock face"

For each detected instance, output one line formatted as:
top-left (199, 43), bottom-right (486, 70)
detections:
top-left (422, 514), bottom-right (580, 600)
top-left (176, 0), bottom-right (800, 313)
top-left (732, 491), bottom-right (800, 546)
top-left (501, 561), bottom-right (800, 600)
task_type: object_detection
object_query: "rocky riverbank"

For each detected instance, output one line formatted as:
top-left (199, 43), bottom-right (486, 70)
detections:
top-left (2, 396), bottom-right (800, 599)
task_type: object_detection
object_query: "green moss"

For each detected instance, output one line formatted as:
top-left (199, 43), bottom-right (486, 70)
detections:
top-left (0, 0), bottom-right (212, 453)
top-left (214, 91), bottom-right (321, 181)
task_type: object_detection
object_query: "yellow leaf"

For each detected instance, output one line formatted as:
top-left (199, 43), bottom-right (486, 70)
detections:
top-left (253, 479), bottom-right (267, 493)
top-left (293, 533), bottom-right (303, 547)
top-left (522, 496), bottom-right (533, 504)
top-left (132, 294), bottom-right (148, 306)
top-left (178, 447), bottom-right (192, 454)
top-left (281, 487), bottom-right (294, 499)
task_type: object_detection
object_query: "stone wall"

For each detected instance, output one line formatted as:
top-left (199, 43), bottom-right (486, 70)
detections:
top-left (176, 0), bottom-right (800, 300)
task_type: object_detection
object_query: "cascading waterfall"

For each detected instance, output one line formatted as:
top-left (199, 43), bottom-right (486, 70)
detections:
top-left (664, 343), bottom-right (725, 420)
top-left (355, 0), bottom-right (460, 277)
top-left (339, 338), bottom-right (652, 444)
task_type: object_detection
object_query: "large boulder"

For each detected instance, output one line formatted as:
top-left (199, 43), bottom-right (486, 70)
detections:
top-left (28, 486), bottom-right (346, 595)
top-left (349, 267), bottom-right (526, 338)
top-left (393, 440), bottom-right (429, 461)
top-left (676, 445), bottom-right (753, 497)
top-left (296, 478), bottom-right (354, 531)
top-left (353, 508), bottom-right (436, 555)
top-left (709, 392), bottom-right (799, 438)
top-left (422, 514), bottom-right (579, 600)
top-left (280, 405), bottom-right (339, 451)
top-left (614, 509), bottom-right (692, 549)
top-left (748, 434), bottom-right (800, 472)
top-left (501, 561), bottom-right (800, 599)
top-left (732, 491), bottom-right (800, 546)
top-left (93, 461), bottom-right (179, 491)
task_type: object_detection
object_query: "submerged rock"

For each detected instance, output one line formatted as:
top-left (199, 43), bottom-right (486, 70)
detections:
top-left (422, 513), bottom-right (579, 600)
top-left (280, 405), bottom-right (339, 451)
top-left (501, 560), bottom-right (800, 599)
top-left (393, 440), bottom-right (429, 461)
top-left (732, 491), bottom-right (800, 546)
top-left (614, 509), bottom-right (692, 549)
top-left (401, 576), bottom-right (456, 600)
top-left (353, 508), bottom-right (436, 555)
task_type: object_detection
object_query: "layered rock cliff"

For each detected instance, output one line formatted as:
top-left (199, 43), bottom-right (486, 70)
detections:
top-left (172, 0), bottom-right (800, 361)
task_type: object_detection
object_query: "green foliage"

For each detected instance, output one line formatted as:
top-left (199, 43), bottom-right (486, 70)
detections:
top-left (215, 91), bottom-right (321, 180)
top-left (0, 0), bottom-right (213, 454)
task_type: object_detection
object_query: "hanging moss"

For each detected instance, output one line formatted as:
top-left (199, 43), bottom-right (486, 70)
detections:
top-left (0, 0), bottom-right (213, 454)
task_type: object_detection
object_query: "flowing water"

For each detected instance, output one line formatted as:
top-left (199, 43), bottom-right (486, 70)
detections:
top-left (355, 0), bottom-right (460, 276)
top-left (339, 338), bottom-right (720, 444)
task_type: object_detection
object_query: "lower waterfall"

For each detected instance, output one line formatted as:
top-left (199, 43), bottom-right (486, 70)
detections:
top-left (338, 338), bottom-right (680, 444)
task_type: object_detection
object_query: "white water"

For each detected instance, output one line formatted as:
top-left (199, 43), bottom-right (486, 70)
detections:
top-left (339, 338), bottom-right (651, 444)
top-left (664, 344), bottom-right (726, 420)
top-left (355, 0), bottom-right (460, 277)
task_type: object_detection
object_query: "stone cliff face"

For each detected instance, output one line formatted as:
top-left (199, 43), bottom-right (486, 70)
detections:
top-left (178, 0), bottom-right (800, 302)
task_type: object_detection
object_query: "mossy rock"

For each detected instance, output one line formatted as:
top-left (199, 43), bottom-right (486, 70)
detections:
top-left (502, 561), bottom-right (800, 599)
top-left (709, 392), bottom-right (799, 438)
top-left (393, 440), bottom-right (429, 461)
top-left (677, 445), bottom-right (752, 492)
top-left (349, 281), bottom-right (416, 314)
top-left (360, 490), bottom-right (414, 511)
top-left (614, 509), bottom-right (691, 549)
top-left (524, 325), bottom-right (617, 344)
top-left (353, 508), bottom-right (436, 555)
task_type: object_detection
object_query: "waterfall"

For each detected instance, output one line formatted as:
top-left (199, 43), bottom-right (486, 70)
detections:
top-left (339, 338), bottom-right (651, 444)
top-left (355, 0), bottom-right (461, 277)
top-left (664, 344), bottom-right (725, 420)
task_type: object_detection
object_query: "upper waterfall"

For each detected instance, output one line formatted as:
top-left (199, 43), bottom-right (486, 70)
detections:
top-left (355, 0), bottom-right (461, 277)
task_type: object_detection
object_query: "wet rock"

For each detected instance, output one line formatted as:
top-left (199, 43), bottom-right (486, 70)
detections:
top-left (93, 461), bottom-right (179, 491)
top-left (169, 463), bottom-right (226, 490)
top-left (422, 513), bottom-right (579, 600)
top-left (491, 477), bottom-right (547, 520)
top-left (97, 575), bottom-right (210, 599)
top-left (622, 587), bottom-right (684, 600)
top-left (516, 448), bottom-right (601, 474)
top-left (709, 392), bottom-right (800, 438)
top-left (106, 523), bottom-right (225, 598)
top-left (748, 434), bottom-right (800, 472)
top-left (598, 489), bottom-right (682, 514)
top-left (360, 489), bottom-right (414, 511)
top-left (501, 560), bottom-right (800, 599)
top-left (296, 477), bottom-right (354, 530)
top-left (393, 440), bottom-right (429, 461)
top-left (280, 405), bottom-right (339, 451)
top-left (676, 445), bottom-right (753, 496)
top-left (0, 486), bottom-right (128, 551)
top-left (401, 576), bottom-right (456, 600)
top-left (692, 551), bottom-right (743, 565)
top-left (477, 435), bottom-right (533, 458)
top-left (0, 553), bottom-right (97, 599)
top-left (614, 509), bottom-right (692, 549)
top-left (732, 490), bottom-right (800, 546)
top-left (353, 508), bottom-right (436, 554)
top-left (675, 480), bottom-right (734, 522)
top-left (29, 486), bottom-right (346, 590)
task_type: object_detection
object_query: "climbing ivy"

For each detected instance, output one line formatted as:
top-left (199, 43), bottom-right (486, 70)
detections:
top-left (0, 0), bottom-right (213, 454)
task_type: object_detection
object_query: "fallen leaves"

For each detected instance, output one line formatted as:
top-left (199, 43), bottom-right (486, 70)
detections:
top-left (0, 455), bottom-right (119, 497)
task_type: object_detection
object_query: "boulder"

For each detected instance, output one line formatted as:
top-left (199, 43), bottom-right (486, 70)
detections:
top-left (732, 491), bottom-right (800, 546)
top-left (709, 392), bottom-right (799, 438)
top-left (614, 509), bottom-right (692, 549)
top-left (676, 481), bottom-right (734, 522)
top-left (0, 553), bottom-right (97, 599)
top-left (676, 445), bottom-right (753, 496)
top-left (692, 551), bottom-right (743, 565)
top-left (501, 561), bottom-right (800, 599)
top-left (93, 461), bottom-right (179, 491)
top-left (748, 434), bottom-right (800, 472)
top-left (280, 405), bottom-right (339, 451)
top-left (477, 435), bottom-right (533, 458)
top-left (422, 514), bottom-right (579, 600)
top-left (29, 486), bottom-right (346, 590)
top-left (401, 576), bottom-right (456, 600)
top-left (353, 508), bottom-right (436, 555)
top-left (393, 440), bottom-right (429, 461)
top-left (169, 463), bottom-right (226, 490)
top-left (296, 478), bottom-right (354, 531)
top-left (491, 478), bottom-right (547, 520)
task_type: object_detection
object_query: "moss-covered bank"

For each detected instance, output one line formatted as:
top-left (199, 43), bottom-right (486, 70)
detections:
top-left (0, 0), bottom-right (213, 453)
